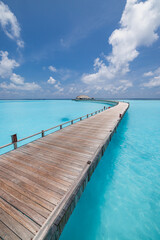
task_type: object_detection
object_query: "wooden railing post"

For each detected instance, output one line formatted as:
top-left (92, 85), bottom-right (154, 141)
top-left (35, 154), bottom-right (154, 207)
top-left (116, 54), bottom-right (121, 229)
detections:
top-left (11, 134), bottom-right (17, 149)
top-left (42, 130), bottom-right (44, 137)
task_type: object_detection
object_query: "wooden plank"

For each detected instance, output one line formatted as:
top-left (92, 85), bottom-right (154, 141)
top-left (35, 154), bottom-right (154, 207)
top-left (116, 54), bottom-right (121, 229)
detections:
top-left (18, 145), bottom-right (88, 170)
top-left (49, 130), bottom-right (108, 141)
top-left (0, 207), bottom-right (34, 240)
top-left (19, 146), bottom-right (87, 167)
top-left (23, 142), bottom-right (92, 159)
top-left (36, 138), bottom-right (97, 155)
top-left (0, 188), bottom-right (46, 226)
top-left (0, 176), bottom-right (55, 212)
top-left (0, 220), bottom-right (21, 240)
top-left (0, 160), bottom-right (68, 195)
top-left (4, 150), bottom-right (76, 184)
top-left (0, 170), bottom-right (61, 205)
top-left (0, 198), bottom-right (40, 234)
top-left (7, 150), bottom-right (83, 174)
top-left (0, 161), bottom-right (69, 193)
top-left (46, 133), bottom-right (102, 145)
top-left (0, 178), bottom-right (50, 218)
top-left (1, 153), bottom-right (78, 181)
top-left (1, 154), bottom-right (73, 187)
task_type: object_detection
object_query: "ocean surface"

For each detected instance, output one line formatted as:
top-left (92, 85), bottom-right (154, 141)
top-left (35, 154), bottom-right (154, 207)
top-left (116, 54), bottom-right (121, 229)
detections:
top-left (60, 100), bottom-right (160, 240)
top-left (0, 100), bottom-right (110, 154)
top-left (0, 100), bottom-right (160, 239)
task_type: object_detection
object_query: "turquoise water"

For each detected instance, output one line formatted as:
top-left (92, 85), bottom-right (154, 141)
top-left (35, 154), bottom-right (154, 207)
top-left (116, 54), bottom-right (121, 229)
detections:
top-left (59, 100), bottom-right (160, 240)
top-left (0, 100), bottom-right (160, 239)
top-left (0, 100), bottom-right (110, 154)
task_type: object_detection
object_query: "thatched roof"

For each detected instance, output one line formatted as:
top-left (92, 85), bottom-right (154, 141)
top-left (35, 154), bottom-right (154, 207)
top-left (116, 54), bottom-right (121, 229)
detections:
top-left (76, 95), bottom-right (91, 99)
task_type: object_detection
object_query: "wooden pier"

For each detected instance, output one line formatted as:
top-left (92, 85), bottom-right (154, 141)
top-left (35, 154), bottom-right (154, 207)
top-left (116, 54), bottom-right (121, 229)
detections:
top-left (0, 101), bottom-right (129, 240)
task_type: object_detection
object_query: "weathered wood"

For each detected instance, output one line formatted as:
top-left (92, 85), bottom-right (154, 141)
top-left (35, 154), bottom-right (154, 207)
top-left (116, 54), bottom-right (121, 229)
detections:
top-left (0, 169), bottom-right (62, 205)
top-left (0, 178), bottom-right (50, 218)
top-left (0, 198), bottom-right (40, 234)
top-left (42, 130), bottom-right (45, 137)
top-left (0, 101), bottom-right (129, 240)
top-left (0, 207), bottom-right (34, 240)
top-left (0, 161), bottom-right (68, 194)
top-left (0, 220), bottom-right (21, 240)
top-left (11, 134), bottom-right (17, 149)
top-left (0, 188), bottom-right (46, 226)
top-left (0, 177), bottom-right (55, 212)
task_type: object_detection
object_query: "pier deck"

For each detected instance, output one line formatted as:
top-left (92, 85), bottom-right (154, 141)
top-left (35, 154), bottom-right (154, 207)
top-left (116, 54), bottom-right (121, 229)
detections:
top-left (0, 101), bottom-right (129, 240)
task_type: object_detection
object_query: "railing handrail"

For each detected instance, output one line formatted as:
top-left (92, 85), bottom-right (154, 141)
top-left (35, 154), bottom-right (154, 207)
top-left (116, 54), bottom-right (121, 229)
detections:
top-left (0, 105), bottom-right (110, 151)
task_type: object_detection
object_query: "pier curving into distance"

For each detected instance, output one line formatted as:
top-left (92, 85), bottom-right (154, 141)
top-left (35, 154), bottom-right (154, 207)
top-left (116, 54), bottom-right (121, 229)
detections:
top-left (0, 101), bottom-right (129, 240)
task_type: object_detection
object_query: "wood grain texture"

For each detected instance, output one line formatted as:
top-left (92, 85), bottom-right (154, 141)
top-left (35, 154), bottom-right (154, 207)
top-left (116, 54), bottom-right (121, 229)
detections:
top-left (0, 101), bottom-right (129, 240)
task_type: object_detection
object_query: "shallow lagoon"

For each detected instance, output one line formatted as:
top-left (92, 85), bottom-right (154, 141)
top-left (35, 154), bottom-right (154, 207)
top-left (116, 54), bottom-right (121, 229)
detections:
top-left (0, 100), bottom-right (109, 153)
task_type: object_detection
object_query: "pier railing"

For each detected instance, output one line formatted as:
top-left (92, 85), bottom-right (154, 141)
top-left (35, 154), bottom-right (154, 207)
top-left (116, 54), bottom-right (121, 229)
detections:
top-left (0, 105), bottom-right (110, 152)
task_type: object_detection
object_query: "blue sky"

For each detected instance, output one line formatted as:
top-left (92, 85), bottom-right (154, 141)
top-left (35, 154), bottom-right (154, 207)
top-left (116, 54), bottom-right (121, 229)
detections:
top-left (0, 0), bottom-right (160, 99)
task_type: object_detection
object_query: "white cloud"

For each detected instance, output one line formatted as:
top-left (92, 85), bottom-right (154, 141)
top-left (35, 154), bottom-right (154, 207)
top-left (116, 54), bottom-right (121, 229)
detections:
top-left (143, 76), bottom-right (160, 87)
top-left (79, 88), bottom-right (91, 95)
top-left (10, 73), bottom-right (24, 85)
top-left (54, 82), bottom-right (64, 92)
top-left (82, 58), bottom-right (132, 93)
top-left (68, 86), bottom-right (77, 94)
top-left (0, 51), bottom-right (19, 78)
top-left (82, 0), bottom-right (160, 92)
top-left (48, 65), bottom-right (57, 72)
top-left (0, 82), bottom-right (41, 91)
top-left (82, 58), bottom-right (114, 85)
top-left (143, 71), bottom-right (154, 77)
top-left (0, 1), bottom-right (24, 47)
top-left (154, 67), bottom-right (160, 75)
top-left (47, 76), bottom-right (64, 92)
top-left (0, 51), bottom-right (40, 91)
top-left (58, 68), bottom-right (74, 81)
top-left (142, 67), bottom-right (160, 87)
top-left (88, 80), bottom-right (133, 94)
top-left (47, 76), bottom-right (56, 84)
top-left (107, 0), bottom-right (160, 74)
top-left (17, 40), bottom-right (24, 48)
top-left (117, 80), bottom-right (133, 91)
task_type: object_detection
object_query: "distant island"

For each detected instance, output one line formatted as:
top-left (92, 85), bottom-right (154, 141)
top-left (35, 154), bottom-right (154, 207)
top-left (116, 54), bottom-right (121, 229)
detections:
top-left (76, 95), bottom-right (94, 100)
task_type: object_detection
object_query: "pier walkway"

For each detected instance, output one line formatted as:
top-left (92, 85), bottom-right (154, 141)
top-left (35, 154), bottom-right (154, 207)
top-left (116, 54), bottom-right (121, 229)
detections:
top-left (0, 101), bottom-right (129, 240)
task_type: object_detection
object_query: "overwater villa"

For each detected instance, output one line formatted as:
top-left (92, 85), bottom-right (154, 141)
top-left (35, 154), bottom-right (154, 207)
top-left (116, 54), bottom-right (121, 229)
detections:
top-left (76, 95), bottom-right (94, 100)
